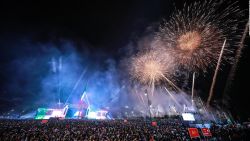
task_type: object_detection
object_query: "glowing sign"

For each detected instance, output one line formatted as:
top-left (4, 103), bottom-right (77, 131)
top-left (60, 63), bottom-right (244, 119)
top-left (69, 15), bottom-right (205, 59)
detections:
top-left (86, 110), bottom-right (108, 119)
top-left (182, 113), bottom-right (195, 121)
top-left (35, 106), bottom-right (68, 119)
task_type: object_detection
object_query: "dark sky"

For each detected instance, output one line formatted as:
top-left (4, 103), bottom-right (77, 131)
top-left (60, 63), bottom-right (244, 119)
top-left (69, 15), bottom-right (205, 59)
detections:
top-left (0, 0), bottom-right (249, 120)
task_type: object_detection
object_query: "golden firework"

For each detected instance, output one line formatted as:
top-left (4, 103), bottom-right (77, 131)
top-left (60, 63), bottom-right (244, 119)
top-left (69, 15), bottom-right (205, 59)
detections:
top-left (177, 31), bottom-right (202, 51)
top-left (155, 0), bottom-right (243, 72)
top-left (130, 50), bottom-right (174, 86)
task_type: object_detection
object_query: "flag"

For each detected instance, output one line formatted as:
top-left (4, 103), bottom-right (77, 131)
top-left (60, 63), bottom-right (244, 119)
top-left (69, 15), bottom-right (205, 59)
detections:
top-left (201, 128), bottom-right (212, 136)
top-left (188, 128), bottom-right (200, 138)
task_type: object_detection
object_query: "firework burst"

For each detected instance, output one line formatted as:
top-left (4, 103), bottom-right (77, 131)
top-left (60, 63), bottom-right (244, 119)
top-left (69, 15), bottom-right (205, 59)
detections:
top-left (130, 49), bottom-right (180, 94)
top-left (155, 0), bottom-right (244, 72)
top-left (130, 51), bottom-right (171, 85)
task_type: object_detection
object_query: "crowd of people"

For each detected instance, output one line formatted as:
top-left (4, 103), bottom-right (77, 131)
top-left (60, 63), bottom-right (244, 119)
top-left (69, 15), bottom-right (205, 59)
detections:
top-left (0, 118), bottom-right (249, 141)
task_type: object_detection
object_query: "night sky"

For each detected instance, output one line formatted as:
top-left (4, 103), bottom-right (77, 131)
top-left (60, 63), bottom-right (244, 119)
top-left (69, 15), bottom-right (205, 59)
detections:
top-left (0, 0), bottom-right (249, 120)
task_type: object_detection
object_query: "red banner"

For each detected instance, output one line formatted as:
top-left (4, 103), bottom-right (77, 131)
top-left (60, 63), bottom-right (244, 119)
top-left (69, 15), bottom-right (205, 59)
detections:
top-left (151, 121), bottom-right (157, 126)
top-left (41, 119), bottom-right (48, 124)
top-left (188, 128), bottom-right (200, 138)
top-left (201, 128), bottom-right (212, 136)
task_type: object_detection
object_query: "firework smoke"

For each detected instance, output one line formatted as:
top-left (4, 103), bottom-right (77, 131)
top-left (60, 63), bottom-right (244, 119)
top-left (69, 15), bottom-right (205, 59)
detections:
top-left (154, 0), bottom-right (244, 72)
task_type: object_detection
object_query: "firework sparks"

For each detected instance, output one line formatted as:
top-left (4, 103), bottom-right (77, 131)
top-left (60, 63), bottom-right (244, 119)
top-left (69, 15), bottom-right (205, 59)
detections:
top-left (207, 39), bottom-right (227, 106)
top-left (130, 51), bottom-right (171, 85)
top-left (177, 31), bottom-right (202, 51)
top-left (222, 21), bottom-right (249, 105)
top-left (155, 0), bottom-right (244, 72)
top-left (130, 50), bottom-right (178, 94)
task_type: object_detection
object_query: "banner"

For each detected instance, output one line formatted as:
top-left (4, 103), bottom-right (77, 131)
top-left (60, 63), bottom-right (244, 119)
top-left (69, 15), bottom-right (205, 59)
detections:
top-left (188, 128), bottom-right (200, 138)
top-left (41, 119), bottom-right (48, 124)
top-left (201, 128), bottom-right (212, 136)
top-left (151, 121), bottom-right (157, 126)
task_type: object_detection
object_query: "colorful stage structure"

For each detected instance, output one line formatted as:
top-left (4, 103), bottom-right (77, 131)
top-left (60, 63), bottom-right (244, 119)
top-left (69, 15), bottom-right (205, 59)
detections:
top-left (35, 82), bottom-right (109, 119)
